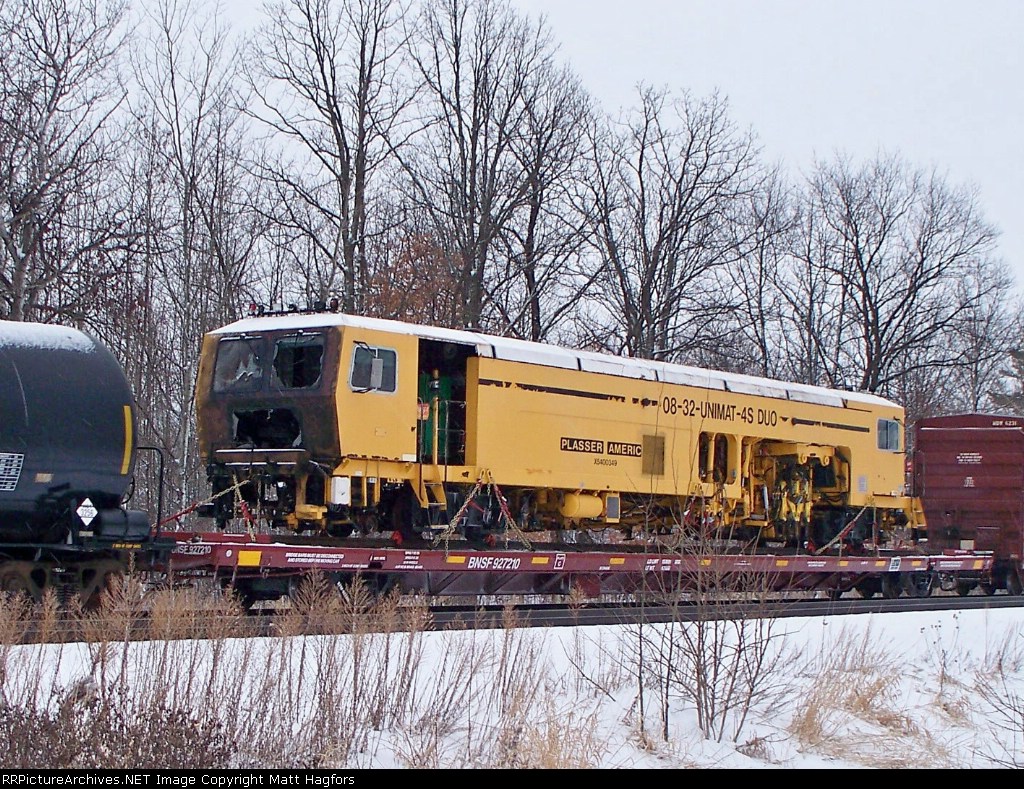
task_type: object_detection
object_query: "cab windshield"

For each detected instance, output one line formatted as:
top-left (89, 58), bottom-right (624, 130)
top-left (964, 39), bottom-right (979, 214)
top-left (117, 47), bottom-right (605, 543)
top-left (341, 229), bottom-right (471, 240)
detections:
top-left (213, 332), bottom-right (327, 394)
top-left (213, 337), bottom-right (264, 393)
top-left (272, 334), bottom-right (325, 389)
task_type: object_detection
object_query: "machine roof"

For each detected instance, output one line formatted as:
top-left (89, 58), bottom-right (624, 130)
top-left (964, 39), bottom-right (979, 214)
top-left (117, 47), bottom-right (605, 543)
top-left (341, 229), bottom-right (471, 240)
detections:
top-left (213, 312), bottom-right (899, 411)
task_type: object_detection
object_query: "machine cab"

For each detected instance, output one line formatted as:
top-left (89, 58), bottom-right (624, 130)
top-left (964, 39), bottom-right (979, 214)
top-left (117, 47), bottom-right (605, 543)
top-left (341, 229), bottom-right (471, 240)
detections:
top-left (197, 328), bottom-right (342, 463)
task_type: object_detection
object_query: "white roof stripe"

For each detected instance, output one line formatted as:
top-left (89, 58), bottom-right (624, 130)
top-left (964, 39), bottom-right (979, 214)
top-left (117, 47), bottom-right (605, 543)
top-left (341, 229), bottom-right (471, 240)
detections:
top-left (213, 312), bottom-right (897, 410)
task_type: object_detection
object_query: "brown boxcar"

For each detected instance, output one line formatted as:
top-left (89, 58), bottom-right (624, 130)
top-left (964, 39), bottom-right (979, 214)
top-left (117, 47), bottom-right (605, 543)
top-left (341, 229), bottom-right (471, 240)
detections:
top-left (913, 413), bottom-right (1024, 594)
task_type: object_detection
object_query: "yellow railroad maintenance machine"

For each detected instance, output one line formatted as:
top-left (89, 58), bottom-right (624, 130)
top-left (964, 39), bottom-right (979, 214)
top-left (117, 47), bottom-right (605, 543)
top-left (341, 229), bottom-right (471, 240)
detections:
top-left (195, 309), bottom-right (923, 551)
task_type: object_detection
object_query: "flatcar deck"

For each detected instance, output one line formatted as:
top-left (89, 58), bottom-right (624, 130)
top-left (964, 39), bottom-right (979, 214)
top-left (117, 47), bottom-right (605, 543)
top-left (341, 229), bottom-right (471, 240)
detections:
top-left (161, 531), bottom-right (994, 600)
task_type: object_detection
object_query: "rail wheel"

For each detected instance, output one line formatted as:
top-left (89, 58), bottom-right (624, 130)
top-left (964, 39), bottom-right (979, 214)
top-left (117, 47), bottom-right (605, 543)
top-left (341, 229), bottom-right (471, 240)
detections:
top-left (354, 512), bottom-right (378, 536)
top-left (224, 582), bottom-right (257, 612)
top-left (327, 521), bottom-right (354, 539)
top-left (1006, 570), bottom-right (1023, 597)
top-left (980, 580), bottom-right (997, 596)
top-left (334, 572), bottom-right (394, 608)
top-left (387, 484), bottom-right (423, 542)
top-left (880, 574), bottom-right (901, 599)
top-left (956, 581), bottom-right (973, 597)
top-left (855, 579), bottom-right (879, 599)
top-left (903, 572), bottom-right (934, 598)
top-left (0, 562), bottom-right (35, 599)
top-left (0, 561), bottom-right (48, 602)
top-left (79, 560), bottom-right (127, 611)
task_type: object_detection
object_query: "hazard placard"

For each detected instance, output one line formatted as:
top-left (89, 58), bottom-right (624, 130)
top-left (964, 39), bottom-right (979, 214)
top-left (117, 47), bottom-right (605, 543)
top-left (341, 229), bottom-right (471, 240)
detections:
top-left (76, 498), bottom-right (98, 526)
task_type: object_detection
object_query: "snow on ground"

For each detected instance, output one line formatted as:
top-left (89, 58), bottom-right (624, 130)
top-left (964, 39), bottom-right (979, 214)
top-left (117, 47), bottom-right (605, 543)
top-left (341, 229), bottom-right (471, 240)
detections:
top-left (4, 606), bottom-right (1024, 769)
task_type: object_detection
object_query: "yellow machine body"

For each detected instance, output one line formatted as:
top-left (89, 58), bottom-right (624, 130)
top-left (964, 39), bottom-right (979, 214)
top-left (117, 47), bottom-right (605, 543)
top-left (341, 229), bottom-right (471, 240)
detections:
top-left (195, 313), bottom-right (921, 546)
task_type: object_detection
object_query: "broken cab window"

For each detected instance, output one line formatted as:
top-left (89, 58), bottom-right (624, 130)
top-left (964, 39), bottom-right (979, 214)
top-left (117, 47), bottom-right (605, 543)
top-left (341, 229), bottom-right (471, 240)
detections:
top-left (273, 334), bottom-right (325, 389)
top-left (214, 338), bottom-right (263, 393)
top-left (350, 344), bottom-right (397, 393)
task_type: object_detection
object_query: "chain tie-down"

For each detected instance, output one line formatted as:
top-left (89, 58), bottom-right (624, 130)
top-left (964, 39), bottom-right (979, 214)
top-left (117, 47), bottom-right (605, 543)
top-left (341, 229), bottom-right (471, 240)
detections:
top-left (432, 471), bottom-right (532, 553)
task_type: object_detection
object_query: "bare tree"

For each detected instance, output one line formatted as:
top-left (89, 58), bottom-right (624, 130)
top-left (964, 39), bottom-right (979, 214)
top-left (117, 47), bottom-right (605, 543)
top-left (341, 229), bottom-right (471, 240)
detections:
top-left (944, 264), bottom-right (1022, 414)
top-left (985, 291), bottom-right (1024, 416)
top-left (628, 497), bottom-right (792, 744)
top-left (398, 0), bottom-right (557, 330)
top-left (773, 197), bottom-right (851, 387)
top-left (0, 0), bottom-right (129, 323)
top-left (489, 60), bottom-right (595, 342)
top-left (719, 166), bottom-right (794, 377)
top-left (580, 86), bottom-right (762, 362)
top-left (792, 153), bottom-right (1001, 396)
top-left (884, 260), bottom-right (1020, 424)
top-left (122, 0), bottom-right (263, 518)
top-left (245, 0), bottom-right (410, 311)
top-left (989, 348), bottom-right (1024, 416)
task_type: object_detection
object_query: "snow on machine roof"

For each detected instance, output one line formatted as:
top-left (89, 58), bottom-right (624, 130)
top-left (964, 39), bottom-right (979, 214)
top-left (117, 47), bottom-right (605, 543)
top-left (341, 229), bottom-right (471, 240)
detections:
top-left (213, 312), bottom-right (898, 411)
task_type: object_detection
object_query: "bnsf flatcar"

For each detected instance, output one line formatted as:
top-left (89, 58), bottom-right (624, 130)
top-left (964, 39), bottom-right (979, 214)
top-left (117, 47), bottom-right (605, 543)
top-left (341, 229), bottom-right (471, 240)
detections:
top-left (194, 310), bottom-right (922, 551)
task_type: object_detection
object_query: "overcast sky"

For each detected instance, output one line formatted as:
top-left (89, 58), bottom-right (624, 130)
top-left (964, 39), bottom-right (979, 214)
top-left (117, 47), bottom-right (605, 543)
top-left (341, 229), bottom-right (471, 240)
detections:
top-left (223, 0), bottom-right (1022, 290)
top-left (507, 0), bottom-right (1024, 289)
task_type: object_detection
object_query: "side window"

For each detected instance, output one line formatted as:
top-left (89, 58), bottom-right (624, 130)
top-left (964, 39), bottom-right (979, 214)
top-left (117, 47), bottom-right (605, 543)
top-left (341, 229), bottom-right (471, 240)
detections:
top-left (273, 334), bottom-right (324, 389)
top-left (877, 418), bottom-right (901, 452)
top-left (213, 338), bottom-right (263, 393)
top-left (350, 344), bottom-right (397, 393)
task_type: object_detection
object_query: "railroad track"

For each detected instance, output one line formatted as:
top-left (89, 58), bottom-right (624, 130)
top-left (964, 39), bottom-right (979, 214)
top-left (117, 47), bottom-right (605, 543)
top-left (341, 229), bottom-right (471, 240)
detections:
top-left (428, 591), bottom-right (1024, 628)
top-left (8, 590), bottom-right (1023, 644)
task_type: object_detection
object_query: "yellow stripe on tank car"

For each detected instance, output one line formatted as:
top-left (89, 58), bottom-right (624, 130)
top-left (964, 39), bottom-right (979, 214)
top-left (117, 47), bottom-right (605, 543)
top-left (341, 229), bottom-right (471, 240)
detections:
top-left (120, 405), bottom-right (133, 475)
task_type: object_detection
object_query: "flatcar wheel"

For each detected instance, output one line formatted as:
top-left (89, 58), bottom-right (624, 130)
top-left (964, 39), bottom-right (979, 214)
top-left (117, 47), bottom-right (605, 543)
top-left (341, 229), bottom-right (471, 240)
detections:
top-left (956, 582), bottom-right (973, 597)
top-left (1006, 571), bottom-right (1023, 597)
top-left (903, 572), bottom-right (933, 599)
top-left (980, 580), bottom-right (997, 596)
top-left (855, 580), bottom-right (879, 599)
top-left (335, 573), bottom-right (393, 609)
top-left (0, 566), bottom-right (33, 598)
top-left (880, 574), bottom-right (901, 599)
top-left (80, 561), bottom-right (125, 611)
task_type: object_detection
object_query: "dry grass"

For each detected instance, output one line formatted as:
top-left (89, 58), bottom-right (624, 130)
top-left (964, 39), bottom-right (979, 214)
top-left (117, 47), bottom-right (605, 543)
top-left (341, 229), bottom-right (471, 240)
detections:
top-left (788, 674), bottom-right (846, 748)
top-left (971, 622), bottom-right (1024, 768)
top-left (489, 700), bottom-right (608, 769)
top-left (735, 734), bottom-right (775, 762)
top-left (790, 691), bottom-right (935, 768)
top-left (784, 623), bottom-right (972, 768)
top-left (0, 584), bottom-right (1018, 768)
top-left (0, 578), bottom-right (614, 769)
top-left (981, 627), bottom-right (1024, 675)
top-left (146, 586), bottom-right (249, 640)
